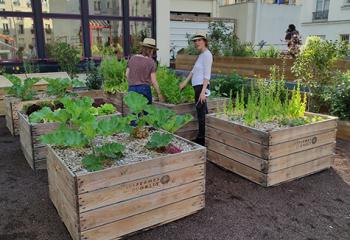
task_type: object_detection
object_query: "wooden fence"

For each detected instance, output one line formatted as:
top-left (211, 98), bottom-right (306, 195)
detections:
top-left (176, 54), bottom-right (350, 81)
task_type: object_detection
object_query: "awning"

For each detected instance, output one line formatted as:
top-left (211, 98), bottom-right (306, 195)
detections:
top-left (89, 20), bottom-right (112, 30)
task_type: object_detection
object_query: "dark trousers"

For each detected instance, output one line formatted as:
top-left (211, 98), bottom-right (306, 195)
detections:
top-left (128, 84), bottom-right (152, 104)
top-left (193, 85), bottom-right (208, 140)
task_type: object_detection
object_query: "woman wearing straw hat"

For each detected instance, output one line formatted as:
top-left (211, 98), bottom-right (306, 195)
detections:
top-left (179, 32), bottom-right (213, 146)
top-left (126, 38), bottom-right (164, 103)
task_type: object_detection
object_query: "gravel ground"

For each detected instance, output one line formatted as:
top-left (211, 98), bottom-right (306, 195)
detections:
top-left (1, 116), bottom-right (350, 240)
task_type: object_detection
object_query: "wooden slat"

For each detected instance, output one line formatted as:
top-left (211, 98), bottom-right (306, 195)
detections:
top-left (80, 179), bottom-right (205, 231)
top-left (18, 112), bottom-right (34, 169)
top-left (77, 147), bottom-right (205, 194)
top-left (47, 148), bottom-right (79, 240)
top-left (267, 155), bottom-right (333, 186)
top-left (207, 126), bottom-right (268, 158)
top-left (206, 114), bottom-right (269, 145)
top-left (268, 130), bottom-right (336, 159)
top-left (337, 120), bottom-right (350, 141)
top-left (78, 164), bottom-right (205, 213)
top-left (269, 116), bottom-right (337, 145)
top-left (80, 195), bottom-right (205, 240)
top-left (206, 138), bottom-right (267, 172)
top-left (267, 143), bottom-right (335, 173)
top-left (208, 150), bottom-right (266, 185)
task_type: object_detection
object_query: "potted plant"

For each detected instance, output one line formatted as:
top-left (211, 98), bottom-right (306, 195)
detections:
top-left (43, 92), bottom-right (206, 239)
top-left (206, 79), bottom-right (337, 187)
top-left (154, 67), bottom-right (227, 140)
top-left (18, 96), bottom-right (120, 170)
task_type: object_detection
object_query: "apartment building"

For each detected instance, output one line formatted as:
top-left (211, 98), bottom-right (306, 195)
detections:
top-left (300, 0), bottom-right (350, 43)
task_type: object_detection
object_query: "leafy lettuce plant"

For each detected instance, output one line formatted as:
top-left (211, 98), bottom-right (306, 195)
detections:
top-left (39, 97), bottom-right (127, 172)
top-left (156, 67), bottom-right (194, 104)
top-left (5, 74), bottom-right (40, 101)
top-left (124, 92), bottom-right (193, 152)
top-left (100, 57), bottom-right (128, 94)
top-left (45, 78), bottom-right (84, 98)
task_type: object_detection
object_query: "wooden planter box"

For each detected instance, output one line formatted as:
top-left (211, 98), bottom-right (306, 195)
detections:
top-left (176, 54), bottom-right (350, 82)
top-left (18, 112), bottom-right (121, 171)
top-left (153, 98), bottom-right (226, 140)
top-left (104, 92), bottom-right (128, 116)
top-left (47, 140), bottom-right (206, 240)
top-left (206, 113), bottom-right (338, 187)
top-left (4, 96), bottom-right (52, 136)
top-left (337, 121), bottom-right (350, 141)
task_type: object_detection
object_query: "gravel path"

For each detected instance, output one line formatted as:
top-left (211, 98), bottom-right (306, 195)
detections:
top-left (1, 116), bottom-right (350, 240)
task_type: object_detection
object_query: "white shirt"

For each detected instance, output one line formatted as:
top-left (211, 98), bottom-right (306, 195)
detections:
top-left (191, 49), bottom-right (213, 86)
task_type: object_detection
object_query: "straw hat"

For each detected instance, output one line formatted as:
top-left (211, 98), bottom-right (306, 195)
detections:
top-left (192, 32), bottom-right (207, 41)
top-left (141, 38), bottom-right (158, 50)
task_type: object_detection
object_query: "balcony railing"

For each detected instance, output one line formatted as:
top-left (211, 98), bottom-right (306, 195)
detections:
top-left (312, 10), bottom-right (329, 21)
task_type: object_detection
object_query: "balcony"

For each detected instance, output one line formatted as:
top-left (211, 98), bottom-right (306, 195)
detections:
top-left (312, 10), bottom-right (329, 21)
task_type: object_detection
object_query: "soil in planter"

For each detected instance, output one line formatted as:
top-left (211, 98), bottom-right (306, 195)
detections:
top-left (216, 114), bottom-right (327, 132)
top-left (53, 131), bottom-right (198, 175)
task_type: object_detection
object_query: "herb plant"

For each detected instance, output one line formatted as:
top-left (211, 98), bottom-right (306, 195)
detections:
top-left (5, 74), bottom-right (40, 101)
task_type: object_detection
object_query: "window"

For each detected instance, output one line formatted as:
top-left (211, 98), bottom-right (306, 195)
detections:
top-left (130, 21), bottom-right (152, 53)
top-left (0, 17), bottom-right (36, 61)
top-left (340, 34), bottom-right (350, 43)
top-left (89, 20), bottom-right (123, 58)
top-left (89, 0), bottom-right (122, 16)
top-left (19, 24), bottom-right (24, 34)
top-left (129, 0), bottom-right (152, 17)
top-left (0, 0), bottom-right (156, 61)
top-left (316, 0), bottom-right (330, 11)
top-left (41, 0), bottom-right (80, 14)
top-left (44, 18), bottom-right (83, 57)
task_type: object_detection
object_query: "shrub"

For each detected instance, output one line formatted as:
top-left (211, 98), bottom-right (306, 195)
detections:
top-left (323, 71), bottom-right (350, 120)
top-left (292, 36), bottom-right (339, 112)
top-left (210, 72), bottom-right (245, 98)
top-left (85, 60), bottom-right (103, 90)
top-left (49, 42), bottom-right (80, 79)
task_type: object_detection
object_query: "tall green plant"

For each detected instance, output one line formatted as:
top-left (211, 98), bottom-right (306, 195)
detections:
top-left (100, 57), bottom-right (127, 94)
top-left (49, 42), bottom-right (80, 79)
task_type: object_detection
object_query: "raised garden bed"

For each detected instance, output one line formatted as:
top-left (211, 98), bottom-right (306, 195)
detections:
top-left (47, 134), bottom-right (206, 240)
top-left (337, 121), bottom-right (350, 141)
top-left (153, 98), bottom-right (226, 140)
top-left (206, 113), bottom-right (337, 187)
top-left (176, 54), bottom-right (350, 82)
top-left (4, 95), bottom-right (53, 136)
top-left (104, 92), bottom-right (128, 116)
top-left (18, 111), bottom-right (121, 171)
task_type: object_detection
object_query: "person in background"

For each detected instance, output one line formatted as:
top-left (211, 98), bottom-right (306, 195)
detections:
top-left (179, 32), bottom-right (213, 146)
top-left (285, 24), bottom-right (302, 58)
top-left (126, 38), bottom-right (164, 104)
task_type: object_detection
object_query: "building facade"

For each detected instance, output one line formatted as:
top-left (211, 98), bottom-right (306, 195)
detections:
top-left (300, 0), bottom-right (350, 43)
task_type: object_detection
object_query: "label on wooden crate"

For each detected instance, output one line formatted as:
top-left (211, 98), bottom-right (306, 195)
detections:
top-left (122, 174), bottom-right (171, 194)
top-left (295, 136), bottom-right (318, 149)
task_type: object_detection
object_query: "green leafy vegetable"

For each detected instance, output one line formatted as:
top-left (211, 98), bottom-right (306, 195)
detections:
top-left (5, 74), bottom-right (40, 100)
top-left (96, 143), bottom-right (125, 159)
top-left (100, 57), bottom-right (127, 94)
top-left (97, 103), bottom-right (116, 115)
top-left (146, 132), bottom-right (173, 149)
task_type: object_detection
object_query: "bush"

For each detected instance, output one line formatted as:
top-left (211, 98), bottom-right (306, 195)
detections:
top-left (291, 36), bottom-right (339, 112)
top-left (49, 42), bottom-right (80, 79)
top-left (85, 60), bottom-right (103, 90)
top-left (255, 45), bottom-right (281, 58)
top-left (210, 72), bottom-right (245, 98)
top-left (323, 71), bottom-right (350, 120)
